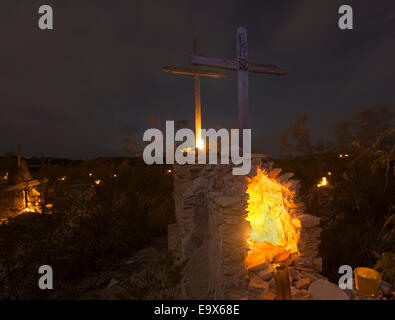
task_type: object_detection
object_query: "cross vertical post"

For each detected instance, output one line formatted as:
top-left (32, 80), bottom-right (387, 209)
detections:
top-left (188, 26), bottom-right (287, 151)
top-left (193, 39), bottom-right (203, 149)
top-left (236, 26), bottom-right (249, 148)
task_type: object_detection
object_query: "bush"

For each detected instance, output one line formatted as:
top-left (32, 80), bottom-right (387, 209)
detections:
top-left (275, 132), bottom-right (394, 283)
top-left (125, 252), bottom-right (185, 299)
top-left (0, 158), bottom-right (175, 299)
top-left (375, 252), bottom-right (395, 287)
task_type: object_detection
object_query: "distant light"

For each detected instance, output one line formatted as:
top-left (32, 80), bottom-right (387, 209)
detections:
top-left (58, 176), bottom-right (66, 181)
top-left (45, 204), bottom-right (53, 208)
top-left (113, 173), bottom-right (118, 178)
top-left (94, 179), bottom-right (101, 185)
top-left (339, 154), bottom-right (343, 158)
top-left (328, 172), bottom-right (332, 176)
top-left (89, 173), bottom-right (93, 177)
top-left (344, 154), bottom-right (349, 157)
top-left (317, 177), bottom-right (328, 188)
top-left (182, 147), bottom-right (192, 153)
top-left (167, 169), bottom-right (172, 174)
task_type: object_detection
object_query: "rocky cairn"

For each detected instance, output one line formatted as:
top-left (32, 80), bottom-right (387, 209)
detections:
top-left (245, 213), bottom-right (324, 300)
top-left (170, 154), bottom-right (324, 300)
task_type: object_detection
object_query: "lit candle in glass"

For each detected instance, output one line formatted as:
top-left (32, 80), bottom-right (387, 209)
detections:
top-left (273, 263), bottom-right (292, 300)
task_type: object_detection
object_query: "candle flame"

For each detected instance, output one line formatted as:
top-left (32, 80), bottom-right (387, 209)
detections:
top-left (317, 177), bottom-right (328, 187)
top-left (196, 139), bottom-right (204, 150)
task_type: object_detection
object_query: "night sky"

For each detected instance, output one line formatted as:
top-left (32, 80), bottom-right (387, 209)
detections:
top-left (1, 0), bottom-right (394, 159)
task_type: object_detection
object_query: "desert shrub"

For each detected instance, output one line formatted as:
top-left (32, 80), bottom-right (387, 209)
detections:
top-left (0, 212), bottom-right (61, 299)
top-left (275, 130), bottom-right (394, 283)
top-left (125, 252), bottom-right (185, 299)
top-left (375, 252), bottom-right (395, 287)
top-left (0, 158), bottom-right (175, 299)
top-left (374, 212), bottom-right (395, 286)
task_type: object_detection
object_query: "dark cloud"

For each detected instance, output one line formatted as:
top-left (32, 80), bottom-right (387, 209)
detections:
top-left (0, 0), bottom-right (394, 159)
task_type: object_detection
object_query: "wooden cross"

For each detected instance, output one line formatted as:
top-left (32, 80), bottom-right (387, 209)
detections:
top-left (162, 39), bottom-right (227, 149)
top-left (189, 26), bottom-right (287, 147)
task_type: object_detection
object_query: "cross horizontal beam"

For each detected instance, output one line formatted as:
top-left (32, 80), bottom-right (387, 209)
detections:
top-left (1, 178), bottom-right (48, 192)
top-left (188, 54), bottom-right (287, 75)
top-left (162, 66), bottom-right (227, 78)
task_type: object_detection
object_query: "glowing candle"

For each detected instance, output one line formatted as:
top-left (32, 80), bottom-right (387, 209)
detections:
top-left (273, 263), bottom-right (292, 300)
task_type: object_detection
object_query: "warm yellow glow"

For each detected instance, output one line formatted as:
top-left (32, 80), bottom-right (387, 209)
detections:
top-left (182, 147), bottom-right (192, 153)
top-left (58, 176), bottom-right (66, 181)
top-left (328, 172), bottom-right (332, 176)
top-left (167, 169), bottom-right (172, 174)
top-left (94, 179), bottom-right (101, 185)
top-left (339, 154), bottom-right (343, 158)
top-left (196, 139), bottom-right (204, 150)
top-left (317, 177), bottom-right (328, 187)
top-left (113, 173), bottom-right (118, 178)
top-left (245, 168), bottom-right (300, 269)
top-left (196, 117), bottom-right (202, 150)
top-left (21, 188), bottom-right (42, 214)
top-left (89, 173), bottom-right (93, 177)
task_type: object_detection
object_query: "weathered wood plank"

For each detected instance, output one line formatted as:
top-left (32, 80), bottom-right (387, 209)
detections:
top-left (193, 39), bottom-right (202, 145)
top-left (189, 54), bottom-right (239, 70)
top-left (188, 56), bottom-right (286, 75)
top-left (236, 26), bottom-right (249, 148)
top-left (237, 69), bottom-right (249, 132)
top-left (249, 63), bottom-right (287, 75)
top-left (194, 73), bottom-right (202, 144)
top-left (162, 66), bottom-right (227, 78)
top-left (1, 178), bottom-right (48, 192)
top-left (237, 26), bottom-right (248, 61)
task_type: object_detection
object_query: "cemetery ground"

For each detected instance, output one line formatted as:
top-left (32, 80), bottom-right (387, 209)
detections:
top-left (0, 107), bottom-right (393, 300)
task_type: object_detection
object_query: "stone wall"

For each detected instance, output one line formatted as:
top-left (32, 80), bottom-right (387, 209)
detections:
top-left (169, 154), bottom-right (323, 300)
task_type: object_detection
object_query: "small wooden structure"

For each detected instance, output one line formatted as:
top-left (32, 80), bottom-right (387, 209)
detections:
top-left (0, 145), bottom-right (47, 217)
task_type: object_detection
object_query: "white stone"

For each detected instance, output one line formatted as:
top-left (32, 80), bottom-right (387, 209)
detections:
top-left (269, 277), bottom-right (275, 289)
top-left (291, 287), bottom-right (309, 299)
top-left (248, 262), bottom-right (268, 272)
top-left (214, 196), bottom-right (242, 208)
top-left (107, 278), bottom-right (120, 289)
top-left (298, 214), bottom-right (320, 228)
top-left (273, 251), bottom-right (290, 263)
top-left (278, 172), bottom-right (294, 182)
top-left (268, 168), bottom-right (282, 179)
top-left (313, 257), bottom-right (323, 272)
top-left (300, 270), bottom-right (326, 282)
top-left (295, 278), bottom-right (310, 289)
top-left (258, 265), bottom-right (274, 281)
top-left (289, 268), bottom-right (302, 281)
top-left (249, 276), bottom-right (269, 290)
top-left (308, 279), bottom-right (350, 300)
top-left (294, 256), bottom-right (313, 268)
top-left (380, 281), bottom-right (392, 296)
top-left (260, 290), bottom-right (276, 300)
